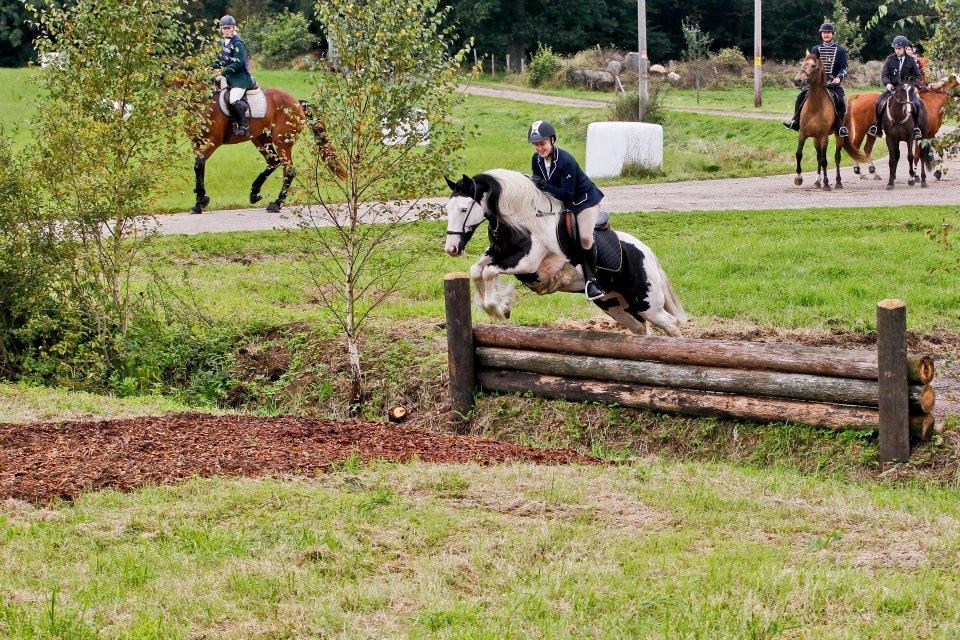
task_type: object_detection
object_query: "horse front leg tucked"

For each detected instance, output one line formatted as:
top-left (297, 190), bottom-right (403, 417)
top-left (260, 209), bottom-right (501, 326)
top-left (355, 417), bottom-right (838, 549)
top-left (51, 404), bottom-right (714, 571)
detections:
top-left (474, 243), bottom-right (550, 320)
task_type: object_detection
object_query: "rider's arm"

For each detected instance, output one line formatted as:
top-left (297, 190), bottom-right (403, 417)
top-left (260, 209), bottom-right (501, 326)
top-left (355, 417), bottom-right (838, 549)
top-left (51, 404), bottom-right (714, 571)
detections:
top-left (834, 48), bottom-right (848, 81)
top-left (531, 155), bottom-right (541, 178)
top-left (222, 41), bottom-right (246, 74)
top-left (881, 58), bottom-right (894, 86)
top-left (540, 157), bottom-right (577, 202)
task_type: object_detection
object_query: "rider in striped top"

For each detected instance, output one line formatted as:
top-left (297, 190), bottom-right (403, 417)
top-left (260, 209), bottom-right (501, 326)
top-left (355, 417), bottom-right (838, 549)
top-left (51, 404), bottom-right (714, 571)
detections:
top-left (783, 23), bottom-right (850, 138)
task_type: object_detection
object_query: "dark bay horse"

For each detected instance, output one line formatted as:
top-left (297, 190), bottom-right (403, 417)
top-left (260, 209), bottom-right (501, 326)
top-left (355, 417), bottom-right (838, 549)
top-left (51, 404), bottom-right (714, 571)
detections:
top-left (793, 53), bottom-right (845, 191)
top-left (190, 87), bottom-right (344, 214)
top-left (880, 83), bottom-right (921, 190)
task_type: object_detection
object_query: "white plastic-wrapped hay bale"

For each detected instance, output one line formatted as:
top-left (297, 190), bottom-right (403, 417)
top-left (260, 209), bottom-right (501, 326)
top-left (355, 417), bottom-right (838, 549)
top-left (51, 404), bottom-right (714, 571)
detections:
top-left (585, 122), bottom-right (663, 179)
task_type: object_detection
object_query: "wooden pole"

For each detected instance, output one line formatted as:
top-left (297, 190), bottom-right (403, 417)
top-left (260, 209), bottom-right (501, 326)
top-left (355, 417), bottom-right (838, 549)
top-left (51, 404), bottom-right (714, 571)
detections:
top-left (637, 0), bottom-right (648, 118)
top-left (877, 299), bottom-right (910, 462)
top-left (491, 54), bottom-right (496, 77)
top-left (754, 0), bottom-right (762, 108)
top-left (476, 347), bottom-right (931, 410)
top-left (506, 54), bottom-right (510, 73)
top-left (473, 325), bottom-right (934, 384)
top-left (479, 370), bottom-right (880, 430)
top-left (444, 273), bottom-right (475, 425)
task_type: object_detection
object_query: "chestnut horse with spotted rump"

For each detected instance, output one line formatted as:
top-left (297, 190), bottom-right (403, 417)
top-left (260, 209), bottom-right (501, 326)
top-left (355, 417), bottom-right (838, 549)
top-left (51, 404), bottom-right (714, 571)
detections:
top-left (190, 86), bottom-right (344, 214)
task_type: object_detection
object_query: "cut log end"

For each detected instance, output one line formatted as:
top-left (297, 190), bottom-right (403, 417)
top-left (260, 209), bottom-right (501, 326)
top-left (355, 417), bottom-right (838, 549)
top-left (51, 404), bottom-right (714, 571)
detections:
top-left (877, 298), bottom-right (906, 310)
top-left (444, 272), bottom-right (469, 281)
top-left (910, 413), bottom-right (935, 440)
top-left (910, 356), bottom-right (936, 385)
top-left (388, 406), bottom-right (409, 423)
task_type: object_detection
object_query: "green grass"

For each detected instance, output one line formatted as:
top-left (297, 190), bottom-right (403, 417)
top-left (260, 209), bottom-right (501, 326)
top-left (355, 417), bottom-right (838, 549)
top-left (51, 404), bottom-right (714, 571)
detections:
top-left (3, 461), bottom-right (960, 638)
top-left (0, 383), bottom-right (194, 424)
top-left (1, 67), bottom-right (807, 212)
top-left (144, 205), bottom-right (960, 331)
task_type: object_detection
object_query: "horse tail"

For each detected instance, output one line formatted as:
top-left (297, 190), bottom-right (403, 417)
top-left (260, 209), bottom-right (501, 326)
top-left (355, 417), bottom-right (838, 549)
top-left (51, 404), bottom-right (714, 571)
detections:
top-left (298, 100), bottom-right (347, 178)
top-left (659, 265), bottom-right (688, 325)
top-left (840, 110), bottom-right (867, 164)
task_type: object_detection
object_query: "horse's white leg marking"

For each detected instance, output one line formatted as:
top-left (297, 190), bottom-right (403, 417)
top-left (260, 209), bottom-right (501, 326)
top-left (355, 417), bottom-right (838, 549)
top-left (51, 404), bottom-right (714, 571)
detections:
top-left (478, 242), bottom-right (550, 319)
top-left (641, 309), bottom-right (682, 337)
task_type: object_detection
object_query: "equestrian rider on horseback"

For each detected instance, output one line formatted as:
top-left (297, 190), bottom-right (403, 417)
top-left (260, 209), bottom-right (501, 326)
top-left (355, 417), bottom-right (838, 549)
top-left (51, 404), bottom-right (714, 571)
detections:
top-left (868, 36), bottom-right (924, 140)
top-left (214, 15), bottom-right (255, 137)
top-left (528, 120), bottom-right (606, 301)
top-left (783, 23), bottom-right (850, 138)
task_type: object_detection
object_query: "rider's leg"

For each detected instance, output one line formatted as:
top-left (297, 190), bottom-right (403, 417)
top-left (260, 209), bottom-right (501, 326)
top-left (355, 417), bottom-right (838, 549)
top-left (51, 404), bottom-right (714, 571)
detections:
top-left (833, 86), bottom-right (849, 137)
top-left (576, 205), bottom-right (604, 300)
top-left (912, 94), bottom-right (923, 139)
top-left (783, 89), bottom-right (807, 131)
top-left (227, 88), bottom-right (249, 136)
top-left (869, 91), bottom-right (888, 138)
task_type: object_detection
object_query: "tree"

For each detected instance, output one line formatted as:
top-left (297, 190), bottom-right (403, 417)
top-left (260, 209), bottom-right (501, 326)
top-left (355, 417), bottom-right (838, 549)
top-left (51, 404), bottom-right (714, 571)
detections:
top-left (681, 18), bottom-right (712, 104)
top-left (27, 0), bottom-right (211, 376)
top-left (826, 0), bottom-right (866, 60)
top-left (296, 0), bottom-right (468, 407)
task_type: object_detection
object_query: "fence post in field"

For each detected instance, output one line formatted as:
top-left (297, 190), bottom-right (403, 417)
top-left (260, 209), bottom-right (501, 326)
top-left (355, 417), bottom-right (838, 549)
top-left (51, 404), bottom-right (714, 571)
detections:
top-left (492, 55), bottom-right (496, 76)
top-left (877, 299), bottom-right (910, 463)
top-left (444, 273), bottom-right (475, 426)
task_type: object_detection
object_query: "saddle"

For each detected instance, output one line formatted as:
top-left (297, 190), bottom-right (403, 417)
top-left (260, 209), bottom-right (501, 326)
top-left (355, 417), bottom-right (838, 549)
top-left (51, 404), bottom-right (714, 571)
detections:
top-left (218, 87), bottom-right (268, 119)
top-left (556, 210), bottom-right (623, 272)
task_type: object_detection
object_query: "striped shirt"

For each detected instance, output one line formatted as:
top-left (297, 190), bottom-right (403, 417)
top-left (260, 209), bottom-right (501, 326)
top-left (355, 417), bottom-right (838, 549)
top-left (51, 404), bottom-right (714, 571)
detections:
top-left (818, 42), bottom-right (838, 79)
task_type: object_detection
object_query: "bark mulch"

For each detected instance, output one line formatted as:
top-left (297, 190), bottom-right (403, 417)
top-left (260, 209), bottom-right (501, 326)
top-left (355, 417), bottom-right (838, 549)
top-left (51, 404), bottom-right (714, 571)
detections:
top-left (0, 413), bottom-right (599, 503)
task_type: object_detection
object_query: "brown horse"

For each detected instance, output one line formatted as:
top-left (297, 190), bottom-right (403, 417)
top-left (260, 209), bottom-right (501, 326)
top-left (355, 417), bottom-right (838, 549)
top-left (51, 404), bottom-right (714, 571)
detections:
top-left (793, 53), bottom-right (844, 191)
top-left (190, 87), bottom-right (343, 214)
top-left (879, 83), bottom-right (921, 190)
top-left (843, 77), bottom-right (958, 181)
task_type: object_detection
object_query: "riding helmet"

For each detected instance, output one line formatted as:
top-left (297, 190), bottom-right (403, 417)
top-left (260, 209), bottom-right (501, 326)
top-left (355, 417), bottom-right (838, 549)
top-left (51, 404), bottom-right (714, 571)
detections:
top-left (819, 23), bottom-right (835, 33)
top-left (891, 35), bottom-right (910, 48)
top-left (219, 15), bottom-right (237, 27)
top-left (527, 120), bottom-right (557, 143)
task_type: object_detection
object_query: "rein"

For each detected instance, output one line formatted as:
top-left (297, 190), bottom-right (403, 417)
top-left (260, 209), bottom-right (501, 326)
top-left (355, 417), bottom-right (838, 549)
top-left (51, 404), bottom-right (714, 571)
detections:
top-left (886, 89), bottom-right (913, 125)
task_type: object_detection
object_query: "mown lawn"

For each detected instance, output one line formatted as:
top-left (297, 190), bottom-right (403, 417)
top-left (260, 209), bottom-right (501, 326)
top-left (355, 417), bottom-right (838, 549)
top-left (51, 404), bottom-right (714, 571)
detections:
top-left (3, 461), bottom-right (960, 638)
top-left (145, 204), bottom-right (960, 331)
top-left (1, 67), bottom-right (799, 212)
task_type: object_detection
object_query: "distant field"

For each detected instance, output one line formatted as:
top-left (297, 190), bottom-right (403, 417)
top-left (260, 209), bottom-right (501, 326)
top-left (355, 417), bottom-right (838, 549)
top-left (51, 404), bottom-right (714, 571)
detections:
top-left (3, 67), bottom-right (800, 212)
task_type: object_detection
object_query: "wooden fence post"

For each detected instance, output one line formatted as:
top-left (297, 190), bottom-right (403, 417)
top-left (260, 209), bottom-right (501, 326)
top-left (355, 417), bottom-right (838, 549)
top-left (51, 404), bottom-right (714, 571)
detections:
top-left (444, 273), bottom-right (475, 425)
top-left (877, 299), bottom-right (910, 463)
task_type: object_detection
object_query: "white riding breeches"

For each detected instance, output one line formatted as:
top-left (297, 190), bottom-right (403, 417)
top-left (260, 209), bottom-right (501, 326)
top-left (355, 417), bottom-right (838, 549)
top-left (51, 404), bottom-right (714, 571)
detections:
top-left (228, 88), bottom-right (246, 104)
top-left (576, 205), bottom-right (601, 250)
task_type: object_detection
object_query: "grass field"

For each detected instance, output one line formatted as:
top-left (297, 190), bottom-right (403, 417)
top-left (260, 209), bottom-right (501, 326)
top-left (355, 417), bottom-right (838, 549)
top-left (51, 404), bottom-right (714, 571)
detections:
top-left (1, 67), bottom-right (800, 212)
top-left (145, 205), bottom-right (960, 331)
top-left (4, 460), bottom-right (960, 638)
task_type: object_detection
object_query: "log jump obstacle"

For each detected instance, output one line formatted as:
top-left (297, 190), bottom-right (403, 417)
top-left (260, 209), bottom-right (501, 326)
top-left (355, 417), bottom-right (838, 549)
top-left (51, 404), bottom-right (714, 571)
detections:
top-left (443, 273), bottom-right (938, 463)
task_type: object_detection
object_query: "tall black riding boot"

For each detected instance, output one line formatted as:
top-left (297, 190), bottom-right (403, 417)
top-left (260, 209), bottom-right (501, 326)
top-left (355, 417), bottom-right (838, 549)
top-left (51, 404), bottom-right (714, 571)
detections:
top-left (837, 102), bottom-right (849, 137)
top-left (583, 245), bottom-right (604, 301)
top-left (869, 102), bottom-right (884, 138)
top-left (783, 91), bottom-right (805, 131)
top-left (912, 104), bottom-right (923, 140)
top-left (230, 99), bottom-right (250, 137)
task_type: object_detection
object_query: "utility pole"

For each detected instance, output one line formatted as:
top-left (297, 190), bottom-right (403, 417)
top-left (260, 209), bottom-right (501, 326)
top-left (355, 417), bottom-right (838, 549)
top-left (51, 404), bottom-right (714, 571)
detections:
top-left (754, 0), bottom-right (762, 108)
top-left (638, 0), bottom-right (648, 118)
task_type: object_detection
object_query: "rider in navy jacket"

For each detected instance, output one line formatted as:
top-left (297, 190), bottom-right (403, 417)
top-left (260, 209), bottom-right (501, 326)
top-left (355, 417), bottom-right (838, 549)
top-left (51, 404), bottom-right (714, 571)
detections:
top-left (528, 120), bottom-right (605, 300)
top-left (869, 36), bottom-right (924, 140)
top-left (784, 22), bottom-right (849, 137)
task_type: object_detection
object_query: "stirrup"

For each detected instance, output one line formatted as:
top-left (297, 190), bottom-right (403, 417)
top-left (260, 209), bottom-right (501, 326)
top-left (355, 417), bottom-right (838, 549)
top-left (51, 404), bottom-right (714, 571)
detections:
top-left (838, 125), bottom-right (849, 137)
top-left (913, 127), bottom-right (923, 140)
top-left (585, 279), bottom-right (605, 301)
top-left (782, 119), bottom-right (796, 131)
top-left (867, 124), bottom-right (880, 138)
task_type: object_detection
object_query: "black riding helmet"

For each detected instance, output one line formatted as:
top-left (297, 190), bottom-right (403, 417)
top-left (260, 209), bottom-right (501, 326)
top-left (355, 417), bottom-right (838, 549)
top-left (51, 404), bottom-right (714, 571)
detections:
top-left (527, 120), bottom-right (557, 143)
top-left (892, 35), bottom-right (910, 48)
top-left (819, 23), bottom-right (835, 33)
top-left (219, 15), bottom-right (237, 27)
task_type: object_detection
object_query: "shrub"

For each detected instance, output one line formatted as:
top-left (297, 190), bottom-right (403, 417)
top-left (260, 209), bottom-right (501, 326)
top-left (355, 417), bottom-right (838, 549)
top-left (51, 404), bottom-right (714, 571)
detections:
top-left (712, 47), bottom-right (748, 73)
top-left (529, 44), bottom-right (563, 87)
top-left (246, 11), bottom-right (317, 66)
top-left (607, 81), bottom-right (667, 125)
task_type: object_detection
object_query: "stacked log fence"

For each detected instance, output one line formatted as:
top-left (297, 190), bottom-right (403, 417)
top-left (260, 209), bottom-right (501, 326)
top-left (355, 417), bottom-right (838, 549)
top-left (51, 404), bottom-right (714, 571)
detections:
top-left (444, 274), bottom-right (937, 463)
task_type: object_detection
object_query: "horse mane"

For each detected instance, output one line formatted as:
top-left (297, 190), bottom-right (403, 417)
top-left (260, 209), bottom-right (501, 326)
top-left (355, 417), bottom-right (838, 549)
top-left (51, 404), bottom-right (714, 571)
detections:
top-left (475, 169), bottom-right (563, 236)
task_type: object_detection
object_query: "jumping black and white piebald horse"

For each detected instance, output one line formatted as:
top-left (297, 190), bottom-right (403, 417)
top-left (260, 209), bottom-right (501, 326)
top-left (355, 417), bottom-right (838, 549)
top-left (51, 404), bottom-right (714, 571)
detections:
top-left (444, 169), bottom-right (687, 336)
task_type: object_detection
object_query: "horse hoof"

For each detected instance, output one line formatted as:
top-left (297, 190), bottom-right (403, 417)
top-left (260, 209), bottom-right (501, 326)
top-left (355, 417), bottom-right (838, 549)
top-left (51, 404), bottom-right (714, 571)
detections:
top-left (835, 182), bottom-right (843, 190)
top-left (873, 175), bottom-right (882, 181)
top-left (813, 181), bottom-right (821, 190)
top-left (853, 166), bottom-right (861, 175)
top-left (794, 176), bottom-right (803, 186)
top-left (190, 205), bottom-right (203, 215)
top-left (868, 165), bottom-right (876, 174)
top-left (823, 184), bottom-right (832, 192)
top-left (885, 185), bottom-right (894, 191)
top-left (250, 192), bottom-right (262, 204)
top-left (503, 309), bottom-right (511, 320)
top-left (908, 179), bottom-right (915, 186)
top-left (199, 195), bottom-right (211, 207)
top-left (921, 182), bottom-right (928, 188)
top-left (266, 202), bottom-right (281, 213)
top-left (935, 170), bottom-right (942, 181)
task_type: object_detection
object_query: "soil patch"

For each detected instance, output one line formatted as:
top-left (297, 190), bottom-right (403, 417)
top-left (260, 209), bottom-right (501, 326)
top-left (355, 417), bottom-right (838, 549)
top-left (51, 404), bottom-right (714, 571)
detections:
top-left (0, 413), bottom-right (599, 504)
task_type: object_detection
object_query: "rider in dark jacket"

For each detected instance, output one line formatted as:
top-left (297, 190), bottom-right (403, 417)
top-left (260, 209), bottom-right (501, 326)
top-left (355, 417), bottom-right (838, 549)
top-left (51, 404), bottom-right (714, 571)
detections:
top-left (869, 36), bottom-right (924, 140)
top-left (214, 15), bottom-right (255, 137)
top-left (528, 120), bottom-right (606, 301)
top-left (783, 22), bottom-right (849, 137)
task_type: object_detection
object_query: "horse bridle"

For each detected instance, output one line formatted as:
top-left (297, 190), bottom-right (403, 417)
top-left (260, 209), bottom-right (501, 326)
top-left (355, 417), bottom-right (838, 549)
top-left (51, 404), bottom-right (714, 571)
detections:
top-left (886, 86), bottom-right (914, 125)
top-left (445, 184), bottom-right (489, 246)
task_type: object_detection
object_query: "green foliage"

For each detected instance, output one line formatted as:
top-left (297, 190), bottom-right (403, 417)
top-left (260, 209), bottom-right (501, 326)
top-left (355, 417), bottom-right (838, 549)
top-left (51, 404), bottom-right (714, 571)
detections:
top-left (528, 44), bottom-right (563, 87)
top-left (298, 0), bottom-right (468, 402)
top-left (245, 10), bottom-right (317, 65)
top-left (681, 18), bottom-right (712, 103)
top-left (826, 0), bottom-right (866, 60)
top-left (712, 47), bottom-right (748, 73)
top-left (607, 81), bottom-right (667, 124)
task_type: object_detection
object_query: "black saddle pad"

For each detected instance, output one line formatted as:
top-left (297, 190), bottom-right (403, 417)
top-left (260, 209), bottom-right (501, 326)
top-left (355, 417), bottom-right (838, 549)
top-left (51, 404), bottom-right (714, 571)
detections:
top-left (557, 211), bottom-right (623, 272)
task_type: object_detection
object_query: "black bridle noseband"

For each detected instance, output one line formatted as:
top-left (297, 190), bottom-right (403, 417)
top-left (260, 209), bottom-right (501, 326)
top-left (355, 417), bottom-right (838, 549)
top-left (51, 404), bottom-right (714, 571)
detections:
top-left (445, 183), bottom-right (491, 247)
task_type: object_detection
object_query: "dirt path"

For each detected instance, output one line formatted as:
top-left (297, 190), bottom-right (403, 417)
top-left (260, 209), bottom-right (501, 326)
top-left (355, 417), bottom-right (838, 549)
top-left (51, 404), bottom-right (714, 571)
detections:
top-left (0, 413), bottom-right (598, 503)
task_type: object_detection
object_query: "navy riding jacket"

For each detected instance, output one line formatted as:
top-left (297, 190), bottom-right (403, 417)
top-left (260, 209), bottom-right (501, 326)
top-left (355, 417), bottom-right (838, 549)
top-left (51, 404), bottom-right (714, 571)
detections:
top-left (881, 53), bottom-right (922, 86)
top-left (531, 147), bottom-right (604, 214)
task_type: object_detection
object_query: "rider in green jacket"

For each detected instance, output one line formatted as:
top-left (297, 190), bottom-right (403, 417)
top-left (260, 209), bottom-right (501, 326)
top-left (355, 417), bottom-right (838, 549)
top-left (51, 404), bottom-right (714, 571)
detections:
top-left (214, 15), bottom-right (255, 136)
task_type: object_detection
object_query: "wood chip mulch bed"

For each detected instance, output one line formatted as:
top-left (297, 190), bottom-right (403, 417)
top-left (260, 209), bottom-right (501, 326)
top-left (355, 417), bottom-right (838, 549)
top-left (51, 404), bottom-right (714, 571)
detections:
top-left (0, 413), bottom-right (599, 503)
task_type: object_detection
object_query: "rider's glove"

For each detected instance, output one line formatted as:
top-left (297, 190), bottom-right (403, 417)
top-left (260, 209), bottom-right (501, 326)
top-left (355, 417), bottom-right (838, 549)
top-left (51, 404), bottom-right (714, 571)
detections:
top-left (532, 175), bottom-right (547, 190)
